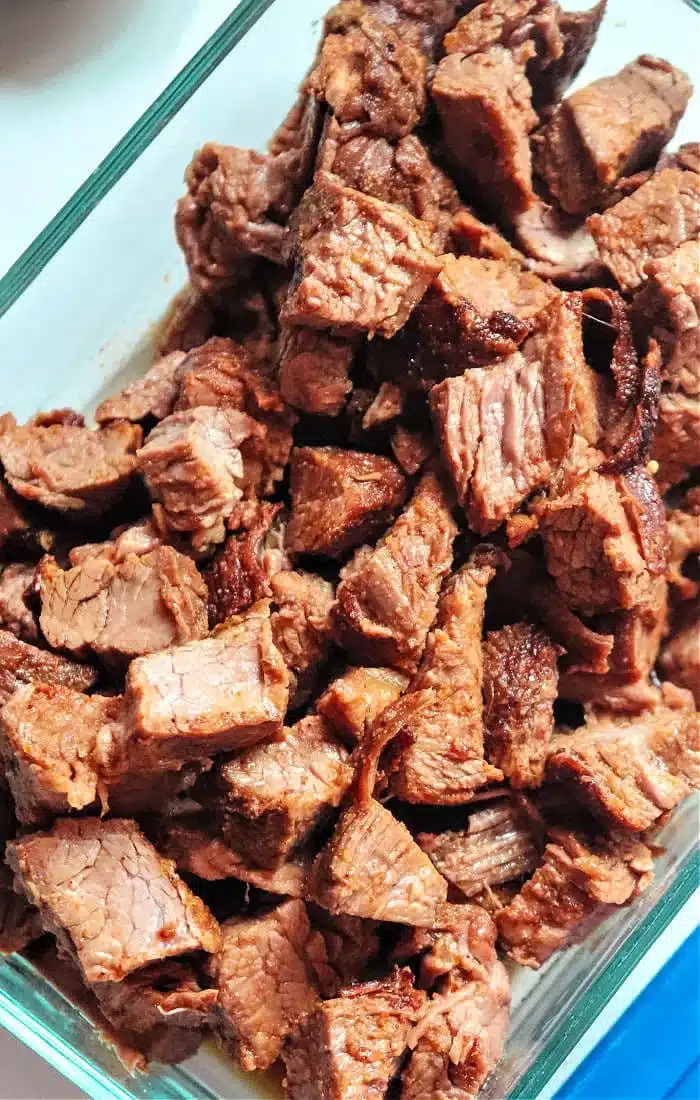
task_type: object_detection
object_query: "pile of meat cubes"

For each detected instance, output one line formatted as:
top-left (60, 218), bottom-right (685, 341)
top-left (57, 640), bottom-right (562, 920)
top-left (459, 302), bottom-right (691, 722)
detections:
top-left (1, 1), bottom-right (698, 1095)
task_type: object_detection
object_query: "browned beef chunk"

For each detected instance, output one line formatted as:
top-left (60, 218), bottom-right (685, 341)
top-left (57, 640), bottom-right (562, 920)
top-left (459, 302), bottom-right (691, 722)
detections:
top-left (311, 799), bottom-right (449, 925)
top-left (278, 325), bottom-right (357, 417)
top-left (267, 91), bottom-right (324, 196)
top-left (632, 241), bottom-right (700, 395)
top-left (483, 623), bottom-right (559, 787)
top-left (659, 608), bottom-right (700, 706)
top-left (530, 576), bottom-right (615, 675)
top-left (531, 0), bottom-right (607, 109)
top-left (391, 425), bottom-right (434, 476)
top-left (546, 694), bottom-right (700, 831)
top-left (379, 556), bottom-right (503, 805)
top-left (67, 520), bottom-right (163, 568)
top-left (652, 390), bottom-right (700, 492)
top-left (136, 406), bottom-right (261, 553)
top-left (307, 908), bottom-right (381, 991)
top-left (270, 569), bottom-right (334, 707)
top-left (331, 471), bottom-right (457, 674)
top-left (0, 865), bottom-right (41, 955)
top-left (0, 420), bottom-right (141, 517)
top-left (362, 381), bottom-right (404, 429)
top-left (288, 446), bottom-right (407, 558)
top-left (204, 502), bottom-right (287, 626)
top-left (204, 716), bottom-right (351, 869)
top-left (319, 123), bottom-right (459, 250)
top-left (364, 0), bottom-right (459, 58)
top-left (282, 968), bottom-right (426, 1100)
top-left (208, 900), bottom-right (325, 1071)
top-left (534, 56), bottom-right (692, 217)
top-left (418, 800), bottom-right (542, 900)
top-left (7, 818), bottom-right (220, 984)
top-left (432, 45), bottom-right (538, 221)
top-left (512, 201), bottom-right (602, 282)
top-left (0, 477), bottom-right (54, 559)
top-left (444, 0), bottom-right (559, 57)
top-left (451, 207), bottom-right (528, 266)
top-left (317, 665), bottom-right (408, 745)
top-left (282, 173), bottom-right (442, 339)
top-left (0, 562), bottom-right (38, 641)
top-left (38, 545), bottom-right (208, 664)
top-left (666, 490), bottom-right (700, 601)
top-left (533, 467), bottom-right (668, 615)
top-left (412, 255), bottom-right (557, 378)
top-left (496, 828), bottom-right (654, 968)
top-left (588, 166), bottom-right (700, 292)
top-left (0, 629), bottom-right (97, 706)
top-left (306, 2), bottom-right (426, 141)
top-left (95, 352), bottom-right (188, 424)
top-left (123, 602), bottom-right (288, 769)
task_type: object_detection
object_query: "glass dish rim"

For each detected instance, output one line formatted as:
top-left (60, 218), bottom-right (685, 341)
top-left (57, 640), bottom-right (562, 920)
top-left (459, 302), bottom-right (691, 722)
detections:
top-left (0, 1), bottom-right (698, 1094)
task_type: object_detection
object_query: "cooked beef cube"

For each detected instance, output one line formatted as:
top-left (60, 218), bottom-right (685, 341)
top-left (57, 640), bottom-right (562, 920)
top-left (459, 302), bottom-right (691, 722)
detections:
top-left (307, 908), bottom-right (381, 991)
top-left (332, 471), bottom-right (457, 674)
top-left (319, 123), bottom-right (459, 250)
top-left (402, 957), bottom-right (510, 1099)
top-left (364, 0), bottom-right (459, 58)
top-left (268, 88), bottom-right (324, 179)
top-left (534, 56), bottom-right (692, 216)
top-left (95, 352), bottom-right (187, 424)
top-left (306, 2), bottom-right (426, 141)
top-left (311, 799), bottom-right (449, 925)
top-left (384, 555), bottom-right (503, 804)
top-left (38, 545), bottom-right (208, 663)
top-left (123, 602), bottom-right (288, 769)
top-left (483, 622), bottom-right (559, 787)
top-left (282, 174), bottom-right (442, 339)
top-left (0, 684), bottom-right (119, 825)
top-left (68, 520), bottom-right (163, 568)
top-left (546, 695), bottom-right (700, 831)
top-left (278, 325), bottom-right (357, 417)
top-left (317, 665), bottom-right (408, 745)
top-left (632, 241), bottom-right (699, 394)
top-left (270, 569), bottom-right (334, 707)
top-left (512, 201), bottom-right (603, 282)
top-left (7, 818), bottom-right (220, 984)
top-left (652, 390), bottom-right (700, 492)
top-left (392, 900), bottom-right (499, 977)
top-left (288, 446), bottom-right (407, 558)
top-left (136, 406), bottom-right (261, 553)
top-left (205, 716), bottom-right (352, 869)
top-left (175, 193), bottom-right (251, 298)
top-left (444, 0), bottom-right (558, 57)
top-left (666, 489), bottom-right (700, 601)
top-left (496, 828), bottom-right (654, 968)
top-left (362, 381), bottom-right (404, 430)
top-left (418, 800), bottom-right (542, 900)
top-left (588, 166), bottom-right (700, 292)
top-left (204, 502), bottom-right (287, 626)
top-left (0, 629), bottom-right (97, 706)
top-left (530, 576), bottom-right (615, 676)
top-left (432, 45), bottom-right (538, 221)
top-left (0, 477), bottom-right (54, 559)
top-left (208, 899), bottom-right (325, 1071)
top-left (0, 420), bottom-right (141, 517)
top-left (450, 207), bottom-right (529, 266)
top-left (0, 865), bottom-right (41, 955)
top-left (0, 562), bottom-right (38, 641)
top-left (660, 608), bottom-right (700, 707)
top-left (533, 468), bottom-right (668, 615)
top-left (282, 968), bottom-right (425, 1100)
top-left (531, 0), bottom-right (607, 109)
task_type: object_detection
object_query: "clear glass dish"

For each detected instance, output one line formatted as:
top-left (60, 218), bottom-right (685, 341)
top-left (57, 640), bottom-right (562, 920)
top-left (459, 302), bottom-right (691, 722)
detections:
top-left (0, 1), bottom-right (698, 1096)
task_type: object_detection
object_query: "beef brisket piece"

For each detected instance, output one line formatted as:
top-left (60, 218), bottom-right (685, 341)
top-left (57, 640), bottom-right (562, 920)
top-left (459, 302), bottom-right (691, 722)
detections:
top-left (7, 817), bottom-right (220, 984)
top-left (68, 520), bottom-right (163, 568)
top-left (632, 241), bottom-right (700, 395)
top-left (534, 56), bottom-right (692, 216)
top-left (270, 569), bottom-right (335, 708)
top-left (208, 899), bottom-right (325, 1071)
top-left (483, 622), bottom-right (559, 787)
top-left (281, 173), bottom-right (442, 339)
top-left (418, 800), bottom-right (542, 901)
top-left (0, 562), bottom-right (38, 641)
top-left (533, 467), bottom-right (668, 615)
top-left (277, 325), bottom-right (357, 417)
top-left (532, 0), bottom-right (607, 109)
top-left (306, 2), bottom-right (426, 141)
top-left (512, 201), bottom-right (602, 282)
top-left (307, 908), bottom-right (381, 992)
top-left (381, 555), bottom-right (503, 805)
top-left (38, 546), bottom-right (208, 664)
top-left (317, 665), bottom-right (408, 745)
top-left (282, 967), bottom-right (426, 1100)
top-left (391, 424), bottom-right (433, 476)
top-left (0, 420), bottom-right (141, 517)
top-left (331, 471), bottom-right (457, 674)
top-left (0, 865), bottom-right (41, 955)
top-left (0, 629), bottom-right (97, 706)
top-left (136, 406), bottom-right (261, 554)
top-left (659, 609), bottom-right (700, 707)
top-left (432, 45), bottom-right (538, 221)
top-left (496, 828), bottom-right (654, 968)
top-left (95, 352), bottom-right (188, 424)
top-left (588, 165), bottom-right (700, 293)
top-left (204, 715), bottom-right (352, 869)
top-left (666, 489), bottom-right (700, 602)
top-left (652, 389), bottom-right (700, 492)
top-left (311, 799), bottom-right (449, 926)
top-left (546, 695), bottom-right (700, 831)
top-left (204, 502), bottom-right (287, 626)
top-left (123, 602), bottom-right (288, 769)
top-left (287, 446), bottom-right (407, 558)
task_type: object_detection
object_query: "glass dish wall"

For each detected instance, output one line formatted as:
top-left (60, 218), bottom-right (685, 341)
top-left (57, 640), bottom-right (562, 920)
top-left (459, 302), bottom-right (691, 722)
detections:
top-left (0, 0), bottom-right (698, 1096)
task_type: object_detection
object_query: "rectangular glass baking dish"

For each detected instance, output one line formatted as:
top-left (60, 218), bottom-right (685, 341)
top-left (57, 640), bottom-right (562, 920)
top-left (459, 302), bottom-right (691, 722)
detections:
top-left (0, 1), bottom-right (698, 1096)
